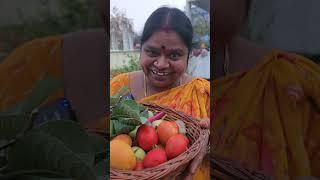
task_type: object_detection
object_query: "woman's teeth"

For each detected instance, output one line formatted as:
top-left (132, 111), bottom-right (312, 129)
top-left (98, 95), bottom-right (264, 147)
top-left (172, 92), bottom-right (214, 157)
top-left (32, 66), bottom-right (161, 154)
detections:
top-left (151, 69), bottom-right (169, 76)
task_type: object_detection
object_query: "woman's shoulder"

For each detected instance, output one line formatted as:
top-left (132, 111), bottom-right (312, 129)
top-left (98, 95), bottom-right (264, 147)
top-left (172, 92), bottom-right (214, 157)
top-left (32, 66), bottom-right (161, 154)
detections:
top-left (260, 49), bottom-right (319, 69)
top-left (184, 73), bottom-right (209, 84)
top-left (18, 35), bottom-right (62, 51)
top-left (110, 72), bottom-right (138, 96)
top-left (110, 72), bottom-right (130, 82)
top-left (183, 74), bottom-right (210, 92)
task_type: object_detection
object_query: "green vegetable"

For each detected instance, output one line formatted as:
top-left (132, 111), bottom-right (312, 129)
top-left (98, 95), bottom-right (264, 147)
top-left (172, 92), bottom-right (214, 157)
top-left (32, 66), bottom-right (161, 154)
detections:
top-left (110, 86), bottom-right (150, 138)
top-left (0, 77), bottom-right (108, 179)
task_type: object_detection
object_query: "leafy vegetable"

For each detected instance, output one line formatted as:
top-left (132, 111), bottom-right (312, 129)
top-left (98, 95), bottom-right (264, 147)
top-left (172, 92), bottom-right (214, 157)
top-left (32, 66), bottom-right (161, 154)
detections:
top-left (0, 114), bottom-right (32, 140)
top-left (110, 86), bottom-right (150, 138)
top-left (6, 131), bottom-right (97, 180)
top-left (0, 76), bottom-right (108, 179)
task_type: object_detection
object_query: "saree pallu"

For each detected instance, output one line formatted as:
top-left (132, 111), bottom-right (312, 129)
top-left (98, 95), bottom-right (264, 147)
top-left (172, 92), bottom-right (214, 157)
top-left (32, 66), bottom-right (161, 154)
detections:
top-left (213, 50), bottom-right (320, 179)
top-left (0, 36), bottom-right (64, 112)
top-left (110, 73), bottom-right (210, 179)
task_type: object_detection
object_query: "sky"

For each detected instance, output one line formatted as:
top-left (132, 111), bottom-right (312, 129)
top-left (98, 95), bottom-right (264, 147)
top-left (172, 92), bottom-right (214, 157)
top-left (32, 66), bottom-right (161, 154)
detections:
top-left (110, 0), bottom-right (186, 34)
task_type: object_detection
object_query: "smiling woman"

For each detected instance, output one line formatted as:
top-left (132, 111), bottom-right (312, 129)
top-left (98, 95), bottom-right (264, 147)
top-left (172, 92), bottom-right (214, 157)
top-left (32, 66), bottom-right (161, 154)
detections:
top-left (110, 6), bottom-right (210, 179)
top-left (140, 30), bottom-right (188, 90)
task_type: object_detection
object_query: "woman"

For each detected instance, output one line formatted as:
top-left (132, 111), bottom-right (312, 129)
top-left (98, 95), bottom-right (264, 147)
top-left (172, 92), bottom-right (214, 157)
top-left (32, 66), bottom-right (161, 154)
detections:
top-left (110, 7), bottom-right (210, 179)
top-left (212, 0), bottom-right (320, 179)
top-left (0, 0), bottom-right (108, 129)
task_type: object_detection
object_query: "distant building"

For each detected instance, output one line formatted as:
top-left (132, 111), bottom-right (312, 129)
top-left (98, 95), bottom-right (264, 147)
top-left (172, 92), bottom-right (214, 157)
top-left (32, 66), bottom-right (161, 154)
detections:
top-left (110, 18), bottom-right (135, 51)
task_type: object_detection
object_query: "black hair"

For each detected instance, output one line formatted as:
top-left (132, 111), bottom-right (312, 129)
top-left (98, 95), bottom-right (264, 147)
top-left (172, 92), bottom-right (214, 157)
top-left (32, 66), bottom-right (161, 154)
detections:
top-left (140, 7), bottom-right (193, 55)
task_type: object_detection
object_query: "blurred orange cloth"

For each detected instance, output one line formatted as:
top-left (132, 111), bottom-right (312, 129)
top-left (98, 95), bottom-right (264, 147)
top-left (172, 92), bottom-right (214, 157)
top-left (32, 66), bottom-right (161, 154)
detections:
top-left (110, 73), bottom-right (210, 179)
top-left (212, 50), bottom-right (320, 179)
top-left (0, 36), bottom-right (64, 112)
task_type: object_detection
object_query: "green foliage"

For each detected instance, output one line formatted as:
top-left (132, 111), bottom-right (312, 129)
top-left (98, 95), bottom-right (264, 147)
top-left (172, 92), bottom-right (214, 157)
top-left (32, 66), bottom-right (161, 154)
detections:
top-left (110, 86), bottom-right (149, 138)
top-left (111, 54), bottom-right (141, 77)
top-left (193, 20), bottom-right (209, 38)
top-left (0, 114), bottom-right (31, 140)
top-left (0, 77), bottom-right (108, 180)
top-left (191, 7), bottom-right (209, 39)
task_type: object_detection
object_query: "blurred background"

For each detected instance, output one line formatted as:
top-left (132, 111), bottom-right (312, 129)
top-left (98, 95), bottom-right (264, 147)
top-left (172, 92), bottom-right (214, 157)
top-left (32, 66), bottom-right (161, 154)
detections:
top-left (2, 0), bottom-right (317, 78)
top-left (0, 0), bottom-right (102, 62)
top-left (242, 0), bottom-right (320, 63)
top-left (110, 0), bottom-right (210, 79)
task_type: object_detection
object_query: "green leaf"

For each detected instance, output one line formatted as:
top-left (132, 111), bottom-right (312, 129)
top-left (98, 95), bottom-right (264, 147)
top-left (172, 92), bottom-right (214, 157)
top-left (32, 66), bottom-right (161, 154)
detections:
top-left (110, 116), bottom-right (142, 138)
top-left (0, 114), bottom-right (32, 140)
top-left (7, 131), bottom-right (97, 180)
top-left (112, 100), bottom-right (141, 121)
top-left (140, 109), bottom-right (148, 117)
top-left (87, 133), bottom-right (107, 155)
top-left (118, 117), bottom-right (141, 126)
top-left (8, 76), bottom-right (63, 114)
top-left (110, 86), bottom-right (129, 107)
top-left (0, 169), bottom-right (67, 180)
top-left (109, 120), bottom-right (115, 138)
top-left (139, 117), bottom-right (147, 124)
top-left (87, 132), bottom-right (107, 165)
top-left (112, 122), bottom-right (133, 136)
top-left (148, 110), bottom-right (154, 118)
top-left (110, 89), bottom-right (148, 137)
top-left (93, 159), bottom-right (107, 176)
top-left (110, 97), bottom-right (120, 107)
top-left (36, 120), bottom-right (95, 165)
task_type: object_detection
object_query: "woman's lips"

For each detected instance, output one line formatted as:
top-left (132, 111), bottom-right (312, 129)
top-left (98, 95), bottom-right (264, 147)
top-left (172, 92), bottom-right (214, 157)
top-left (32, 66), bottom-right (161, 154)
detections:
top-left (150, 69), bottom-right (170, 76)
top-left (149, 69), bottom-right (172, 81)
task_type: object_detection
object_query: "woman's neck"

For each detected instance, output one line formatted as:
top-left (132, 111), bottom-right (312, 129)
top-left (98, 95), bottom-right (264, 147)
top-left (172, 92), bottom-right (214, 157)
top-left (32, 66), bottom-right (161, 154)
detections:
top-left (214, 36), bottom-right (270, 78)
top-left (146, 74), bottom-right (184, 95)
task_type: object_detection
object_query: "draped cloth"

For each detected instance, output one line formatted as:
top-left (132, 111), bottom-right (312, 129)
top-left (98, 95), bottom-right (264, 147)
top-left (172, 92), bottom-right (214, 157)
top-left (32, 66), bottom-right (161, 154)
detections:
top-left (110, 73), bottom-right (210, 179)
top-left (212, 50), bottom-right (320, 179)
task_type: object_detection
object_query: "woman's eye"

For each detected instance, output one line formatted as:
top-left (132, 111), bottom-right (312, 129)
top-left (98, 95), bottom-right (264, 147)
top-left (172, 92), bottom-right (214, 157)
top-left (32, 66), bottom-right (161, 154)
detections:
top-left (169, 53), bottom-right (180, 60)
top-left (145, 49), bottom-right (158, 57)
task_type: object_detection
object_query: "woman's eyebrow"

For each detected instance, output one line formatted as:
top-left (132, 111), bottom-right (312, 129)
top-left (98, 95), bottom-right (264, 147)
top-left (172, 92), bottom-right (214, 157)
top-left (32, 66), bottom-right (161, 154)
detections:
top-left (144, 45), bottom-right (158, 50)
top-left (166, 48), bottom-right (185, 54)
top-left (144, 45), bottom-right (185, 54)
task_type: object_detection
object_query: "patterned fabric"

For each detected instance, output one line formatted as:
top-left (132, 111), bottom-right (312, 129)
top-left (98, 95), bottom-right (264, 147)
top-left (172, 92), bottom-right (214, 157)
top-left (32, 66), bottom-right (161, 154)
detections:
top-left (0, 36), bottom-right (64, 112)
top-left (212, 50), bottom-right (320, 179)
top-left (110, 73), bottom-right (210, 179)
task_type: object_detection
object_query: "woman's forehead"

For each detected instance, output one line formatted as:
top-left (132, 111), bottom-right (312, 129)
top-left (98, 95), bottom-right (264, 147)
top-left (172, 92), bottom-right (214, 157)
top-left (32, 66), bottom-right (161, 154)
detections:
top-left (143, 31), bottom-right (188, 50)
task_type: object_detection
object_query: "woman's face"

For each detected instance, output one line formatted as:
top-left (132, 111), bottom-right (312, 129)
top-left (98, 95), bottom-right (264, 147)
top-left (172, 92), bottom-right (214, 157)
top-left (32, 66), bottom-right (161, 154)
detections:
top-left (140, 30), bottom-right (188, 88)
top-left (213, 0), bottom-right (249, 43)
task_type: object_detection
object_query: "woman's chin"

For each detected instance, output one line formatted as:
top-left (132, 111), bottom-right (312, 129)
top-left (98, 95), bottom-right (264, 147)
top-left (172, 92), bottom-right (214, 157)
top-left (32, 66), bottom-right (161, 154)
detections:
top-left (149, 79), bottom-right (171, 88)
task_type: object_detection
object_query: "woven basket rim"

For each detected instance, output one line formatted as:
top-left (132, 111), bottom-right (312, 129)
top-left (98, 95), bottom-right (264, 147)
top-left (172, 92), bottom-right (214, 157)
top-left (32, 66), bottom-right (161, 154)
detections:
top-left (110, 102), bottom-right (209, 180)
top-left (211, 154), bottom-right (271, 179)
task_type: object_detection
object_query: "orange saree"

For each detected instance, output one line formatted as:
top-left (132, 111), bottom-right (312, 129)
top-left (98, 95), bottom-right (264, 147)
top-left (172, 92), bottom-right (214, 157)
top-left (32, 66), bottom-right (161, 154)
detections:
top-left (110, 72), bottom-right (210, 179)
top-left (0, 36), bottom-right (64, 112)
top-left (213, 50), bottom-right (320, 179)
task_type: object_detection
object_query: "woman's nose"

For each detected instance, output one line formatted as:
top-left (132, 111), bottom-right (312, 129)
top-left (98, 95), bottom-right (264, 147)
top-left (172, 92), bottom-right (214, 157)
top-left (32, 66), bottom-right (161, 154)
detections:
top-left (154, 55), bottom-right (169, 69)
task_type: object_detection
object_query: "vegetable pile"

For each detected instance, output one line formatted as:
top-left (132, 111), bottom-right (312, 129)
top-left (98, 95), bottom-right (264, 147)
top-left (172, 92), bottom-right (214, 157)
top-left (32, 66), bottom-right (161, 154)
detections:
top-left (110, 87), bottom-right (190, 171)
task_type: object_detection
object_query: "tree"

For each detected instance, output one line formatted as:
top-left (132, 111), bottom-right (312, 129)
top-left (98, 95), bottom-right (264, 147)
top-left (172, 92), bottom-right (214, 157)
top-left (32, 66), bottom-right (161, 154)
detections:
top-left (191, 5), bottom-right (209, 40)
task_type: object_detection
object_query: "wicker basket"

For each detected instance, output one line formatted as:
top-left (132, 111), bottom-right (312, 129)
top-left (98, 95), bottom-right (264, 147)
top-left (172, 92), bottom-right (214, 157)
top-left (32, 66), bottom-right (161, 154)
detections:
top-left (110, 102), bottom-right (210, 180)
top-left (211, 155), bottom-right (271, 180)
